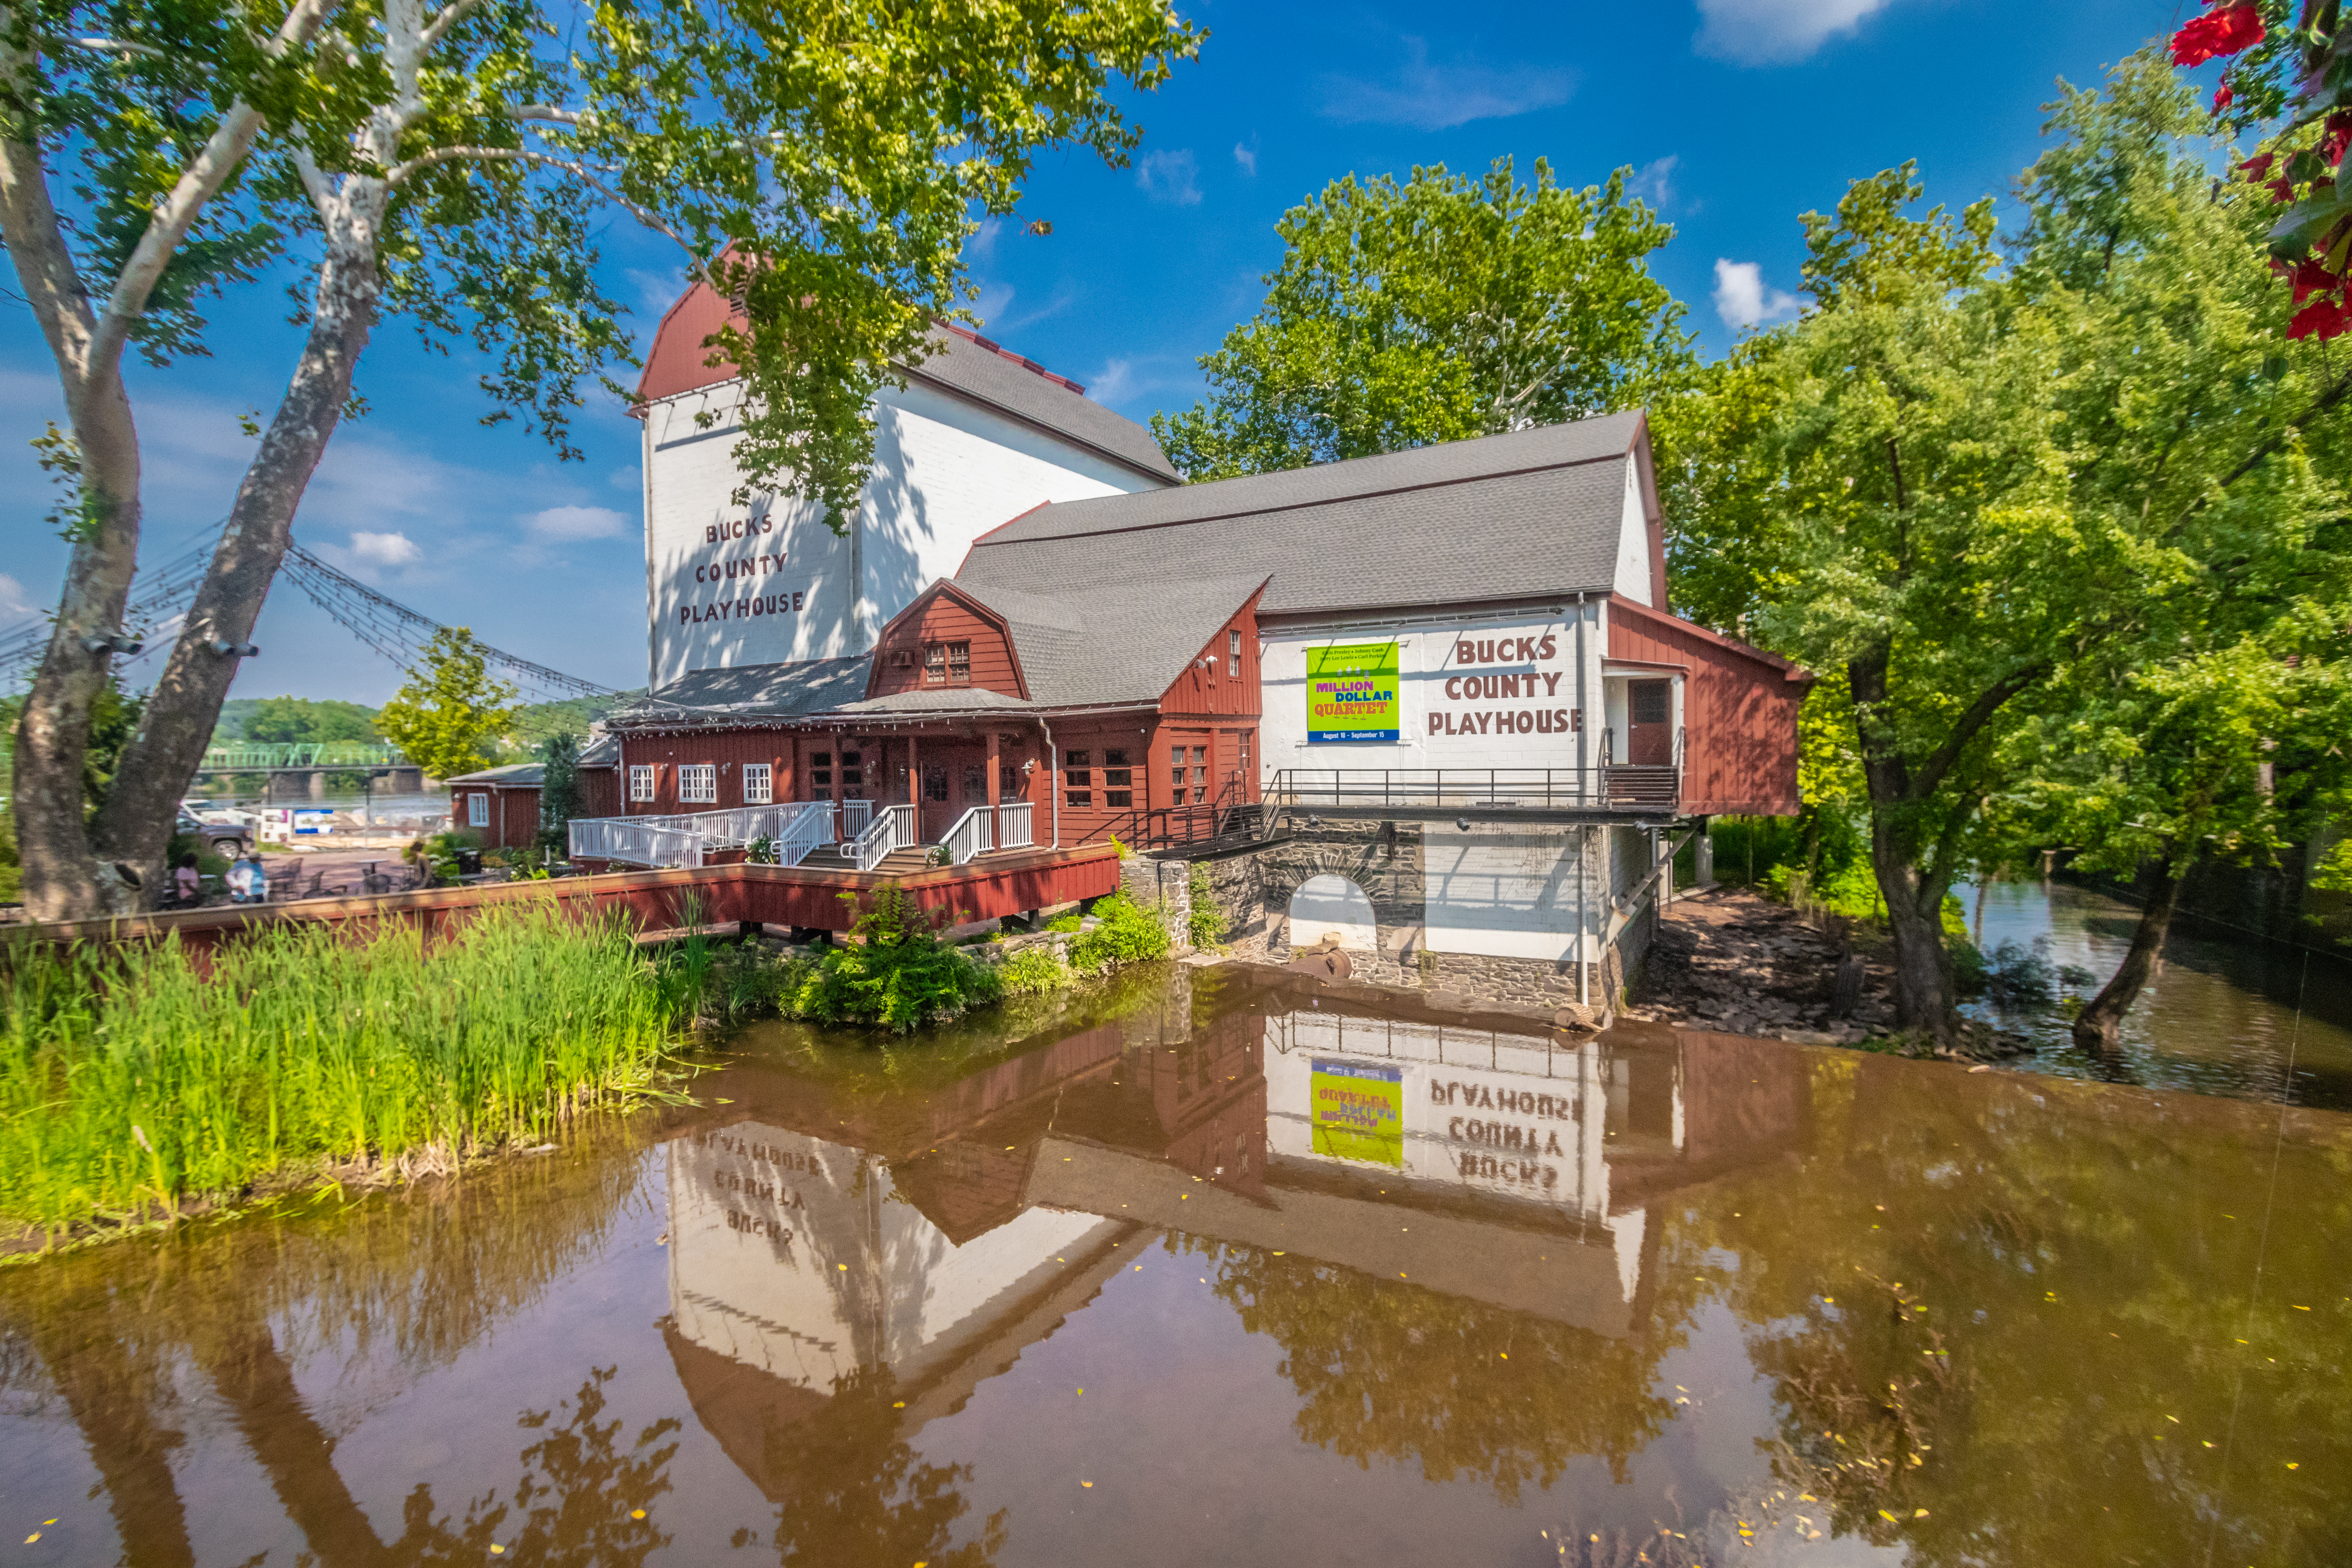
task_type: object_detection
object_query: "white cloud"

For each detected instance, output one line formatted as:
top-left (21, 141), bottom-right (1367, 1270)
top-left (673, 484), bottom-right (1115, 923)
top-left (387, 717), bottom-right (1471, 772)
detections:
top-left (1695, 0), bottom-right (1897, 65)
top-left (1712, 259), bottom-right (1803, 330)
top-left (348, 530), bottom-right (424, 567)
top-left (1626, 156), bottom-right (1679, 210)
top-left (610, 463), bottom-right (641, 492)
top-left (624, 266), bottom-right (688, 321)
top-left (0, 572), bottom-right (38, 627)
top-left (1136, 149), bottom-right (1203, 207)
top-left (1321, 39), bottom-right (1573, 130)
top-left (523, 504), bottom-right (630, 541)
top-left (1233, 140), bottom-right (1259, 177)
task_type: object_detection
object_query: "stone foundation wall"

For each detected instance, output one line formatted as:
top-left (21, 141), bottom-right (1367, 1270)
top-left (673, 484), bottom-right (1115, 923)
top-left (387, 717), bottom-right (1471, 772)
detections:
top-left (1118, 856), bottom-right (1194, 953)
top-left (1171, 818), bottom-right (1667, 1021)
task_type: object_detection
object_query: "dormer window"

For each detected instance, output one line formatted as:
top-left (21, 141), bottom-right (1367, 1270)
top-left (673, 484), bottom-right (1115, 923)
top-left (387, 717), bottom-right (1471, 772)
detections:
top-left (923, 641), bottom-right (971, 684)
top-left (892, 646), bottom-right (916, 669)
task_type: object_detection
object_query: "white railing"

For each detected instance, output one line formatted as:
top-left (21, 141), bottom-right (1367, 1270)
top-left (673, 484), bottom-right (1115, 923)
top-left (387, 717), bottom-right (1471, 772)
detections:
top-left (840, 798), bottom-right (874, 838)
top-left (762, 801), bottom-right (837, 867)
top-left (568, 800), bottom-right (836, 869)
top-left (941, 801), bottom-right (1036, 864)
top-left (849, 804), bottom-right (916, 871)
top-left (566, 817), bottom-right (705, 869)
top-left (943, 806), bottom-right (994, 866)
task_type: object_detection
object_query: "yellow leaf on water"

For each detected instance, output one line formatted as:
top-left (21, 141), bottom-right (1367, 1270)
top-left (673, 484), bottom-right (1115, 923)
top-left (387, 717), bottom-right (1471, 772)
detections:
top-left (1914, 1509), bottom-right (1929, 1518)
top-left (490, 1548), bottom-right (505, 1557)
top-left (2287, 1462), bottom-right (2301, 1469)
top-left (1081, 1481), bottom-right (1093, 1489)
top-left (893, 1401), bottom-right (906, 1408)
top-left (25, 1535), bottom-right (40, 1545)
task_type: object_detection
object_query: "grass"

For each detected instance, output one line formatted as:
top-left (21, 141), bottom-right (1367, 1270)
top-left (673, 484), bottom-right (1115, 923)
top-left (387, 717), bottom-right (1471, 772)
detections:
top-left (0, 904), bottom-right (683, 1238)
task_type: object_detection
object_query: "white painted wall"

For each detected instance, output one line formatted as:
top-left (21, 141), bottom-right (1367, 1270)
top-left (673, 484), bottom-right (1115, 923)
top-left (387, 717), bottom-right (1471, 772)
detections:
top-left (1256, 604), bottom-right (1605, 777)
top-left (666, 1122), bottom-right (1120, 1394)
top-left (1422, 824), bottom-right (1599, 962)
top-left (1612, 462), bottom-right (1654, 606)
top-left (1288, 873), bottom-right (1379, 949)
top-left (1262, 1020), bottom-right (1619, 1232)
top-left (641, 377), bottom-right (1165, 688)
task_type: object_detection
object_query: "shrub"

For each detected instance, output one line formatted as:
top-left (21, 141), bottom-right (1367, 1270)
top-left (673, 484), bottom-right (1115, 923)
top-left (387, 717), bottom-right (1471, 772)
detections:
top-left (1187, 861), bottom-right (1227, 947)
top-left (789, 882), bottom-right (1003, 1032)
top-left (1070, 891), bottom-right (1171, 973)
top-left (1045, 912), bottom-right (1083, 934)
top-left (997, 946), bottom-right (1072, 996)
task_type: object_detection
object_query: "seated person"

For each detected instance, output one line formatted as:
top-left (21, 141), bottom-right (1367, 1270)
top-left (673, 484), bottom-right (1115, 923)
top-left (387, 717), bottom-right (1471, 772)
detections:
top-left (172, 854), bottom-right (201, 906)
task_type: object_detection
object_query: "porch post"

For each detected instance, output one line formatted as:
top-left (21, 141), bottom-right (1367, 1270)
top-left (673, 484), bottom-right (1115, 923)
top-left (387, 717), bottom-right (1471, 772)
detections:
top-left (986, 730), bottom-right (1001, 813)
top-left (908, 732), bottom-right (920, 812)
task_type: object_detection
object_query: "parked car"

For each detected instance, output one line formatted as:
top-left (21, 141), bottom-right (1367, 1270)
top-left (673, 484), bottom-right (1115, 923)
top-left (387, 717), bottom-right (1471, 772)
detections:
top-left (176, 804), bottom-right (252, 858)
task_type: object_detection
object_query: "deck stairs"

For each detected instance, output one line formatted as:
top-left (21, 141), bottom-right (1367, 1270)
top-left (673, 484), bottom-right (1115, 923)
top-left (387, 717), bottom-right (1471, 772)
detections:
top-left (793, 844), bottom-right (940, 877)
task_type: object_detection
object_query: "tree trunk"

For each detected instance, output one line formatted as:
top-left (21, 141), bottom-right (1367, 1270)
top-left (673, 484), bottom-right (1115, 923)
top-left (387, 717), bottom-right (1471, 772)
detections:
top-left (89, 231), bottom-right (382, 896)
top-left (1869, 813), bottom-right (1956, 1044)
top-left (2071, 855), bottom-right (2187, 1053)
top-left (0, 134), bottom-right (149, 921)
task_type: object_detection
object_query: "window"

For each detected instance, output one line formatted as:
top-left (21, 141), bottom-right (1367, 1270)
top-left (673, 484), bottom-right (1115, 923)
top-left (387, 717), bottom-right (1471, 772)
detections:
top-left (1064, 749), bottom-right (1091, 808)
top-left (1240, 731), bottom-right (1253, 785)
top-left (1103, 748), bottom-right (1132, 808)
top-left (629, 765), bottom-right (655, 803)
top-left (468, 792), bottom-right (489, 827)
top-left (1229, 628), bottom-right (1243, 677)
top-left (811, 750), bottom-right (833, 791)
top-left (962, 763), bottom-right (985, 802)
top-left (892, 647), bottom-right (916, 669)
top-left (924, 765), bottom-right (949, 802)
top-left (1190, 745), bottom-right (1208, 804)
top-left (742, 763), bottom-right (772, 804)
top-left (679, 764), bottom-right (717, 804)
top-left (840, 750), bottom-right (863, 789)
top-left (1632, 684), bottom-right (1671, 725)
top-left (1170, 745), bottom-right (1187, 791)
top-left (923, 641), bottom-right (971, 684)
top-left (1001, 764), bottom-right (1021, 796)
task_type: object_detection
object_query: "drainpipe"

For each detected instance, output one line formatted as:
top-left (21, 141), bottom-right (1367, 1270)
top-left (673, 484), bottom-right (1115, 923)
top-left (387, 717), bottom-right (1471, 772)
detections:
top-left (1040, 716), bottom-right (1059, 848)
top-left (1573, 593), bottom-right (1589, 804)
top-left (1578, 825), bottom-right (1589, 1007)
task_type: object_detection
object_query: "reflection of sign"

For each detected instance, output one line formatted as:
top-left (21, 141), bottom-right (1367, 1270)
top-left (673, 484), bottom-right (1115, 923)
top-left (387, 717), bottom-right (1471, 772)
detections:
top-left (1307, 642), bottom-right (1400, 743)
top-left (1311, 1058), bottom-right (1403, 1165)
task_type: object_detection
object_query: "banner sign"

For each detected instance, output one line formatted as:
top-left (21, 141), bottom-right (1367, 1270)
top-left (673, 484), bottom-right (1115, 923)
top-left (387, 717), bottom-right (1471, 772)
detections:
top-left (1307, 641), bottom-right (1401, 743)
top-left (1310, 1058), bottom-right (1404, 1166)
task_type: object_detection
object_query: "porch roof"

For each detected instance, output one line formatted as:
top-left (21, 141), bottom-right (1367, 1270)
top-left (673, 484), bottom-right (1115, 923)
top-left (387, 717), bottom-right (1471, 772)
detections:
top-left (607, 655), bottom-right (871, 731)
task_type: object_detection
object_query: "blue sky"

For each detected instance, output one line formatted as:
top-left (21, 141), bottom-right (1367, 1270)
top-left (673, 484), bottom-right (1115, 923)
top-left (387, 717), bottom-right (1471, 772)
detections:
top-left (1, 0), bottom-right (2191, 702)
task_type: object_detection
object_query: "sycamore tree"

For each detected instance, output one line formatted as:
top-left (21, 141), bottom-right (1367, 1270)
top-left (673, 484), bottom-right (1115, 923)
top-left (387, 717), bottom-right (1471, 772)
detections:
top-left (0, 0), bottom-right (1202, 920)
top-left (1666, 54), bottom-right (2352, 1045)
top-left (374, 626), bottom-right (513, 779)
top-left (1151, 156), bottom-right (1691, 479)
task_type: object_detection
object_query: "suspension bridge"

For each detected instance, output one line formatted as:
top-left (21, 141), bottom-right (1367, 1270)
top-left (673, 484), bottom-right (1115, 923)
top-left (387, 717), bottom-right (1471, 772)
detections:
top-left (0, 524), bottom-right (620, 704)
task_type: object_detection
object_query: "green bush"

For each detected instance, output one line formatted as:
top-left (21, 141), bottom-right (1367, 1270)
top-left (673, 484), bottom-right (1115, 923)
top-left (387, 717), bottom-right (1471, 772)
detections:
top-left (1187, 861), bottom-right (1226, 947)
top-left (1045, 911), bottom-right (1082, 934)
top-left (997, 945), bottom-right (1072, 996)
top-left (789, 883), bottom-right (1003, 1032)
top-left (1070, 891), bottom-right (1171, 973)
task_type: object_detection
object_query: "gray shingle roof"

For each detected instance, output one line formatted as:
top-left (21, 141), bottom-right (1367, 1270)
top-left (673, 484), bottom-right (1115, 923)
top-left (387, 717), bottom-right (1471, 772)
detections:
top-left (953, 573), bottom-right (1267, 710)
top-left (906, 330), bottom-right (1180, 485)
top-left (832, 688), bottom-right (1040, 715)
top-left (447, 762), bottom-right (544, 786)
top-left (960, 413), bottom-right (1645, 616)
top-left (608, 656), bottom-right (872, 730)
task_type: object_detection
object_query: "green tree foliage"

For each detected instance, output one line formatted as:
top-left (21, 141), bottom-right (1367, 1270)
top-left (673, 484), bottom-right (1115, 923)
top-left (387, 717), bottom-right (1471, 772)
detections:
top-left (239, 695), bottom-right (381, 745)
top-left (537, 730), bottom-right (581, 856)
top-left (376, 628), bottom-right (519, 782)
top-left (1664, 54), bottom-right (2352, 1043)
top-left (792, 883), bottom-right (1004, 1033)
top-left (2, 0), bottom-right (1203, 921)
top-left (1152, 158), bottom-right (1690, 479)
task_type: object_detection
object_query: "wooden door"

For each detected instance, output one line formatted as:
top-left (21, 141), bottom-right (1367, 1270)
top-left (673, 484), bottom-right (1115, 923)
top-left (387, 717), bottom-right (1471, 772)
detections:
top-left (1628, 679), bottom-right (1674, 765)
top-left (1214, 729), bottom-right (1245, 806)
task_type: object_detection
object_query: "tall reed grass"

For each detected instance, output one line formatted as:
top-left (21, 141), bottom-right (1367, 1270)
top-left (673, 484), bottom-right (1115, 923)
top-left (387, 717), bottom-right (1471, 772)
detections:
top-left (0, 905), bottom-right (682, 1236)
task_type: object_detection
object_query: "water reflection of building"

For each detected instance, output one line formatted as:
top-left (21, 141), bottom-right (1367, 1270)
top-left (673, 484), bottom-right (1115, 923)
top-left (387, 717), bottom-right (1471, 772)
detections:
top-left (661, 973), bottom-right (1806, 1495)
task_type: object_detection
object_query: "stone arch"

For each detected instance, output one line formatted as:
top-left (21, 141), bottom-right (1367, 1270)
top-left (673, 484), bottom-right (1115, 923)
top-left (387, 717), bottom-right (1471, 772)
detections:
top-left (1288, 873), bottom-right (1378, 951)
top-left (1255, 839), bottom-right (1393, 911)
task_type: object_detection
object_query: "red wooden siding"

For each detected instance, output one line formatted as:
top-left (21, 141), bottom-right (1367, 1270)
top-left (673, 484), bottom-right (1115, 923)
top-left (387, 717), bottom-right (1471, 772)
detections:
top-left (622, 730), bottom-right (853, 813)
top-left (869, 588), bottom-right (1025, 699)
top-left (1155, 592), bottom-right (1262, 721)
top-left (1606, 597), bottom-right (1809, 816)
top-left (580, 766), bottom-right (622, 818)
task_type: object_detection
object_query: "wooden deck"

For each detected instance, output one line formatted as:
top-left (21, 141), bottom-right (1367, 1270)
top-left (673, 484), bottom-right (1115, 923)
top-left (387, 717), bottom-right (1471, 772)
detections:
top-left (10, 844), bottom-right (1123, 955)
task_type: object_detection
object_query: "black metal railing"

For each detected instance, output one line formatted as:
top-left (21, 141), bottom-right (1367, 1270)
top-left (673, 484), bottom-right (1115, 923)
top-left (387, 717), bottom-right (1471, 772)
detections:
top-left (1266, 765), bottom-right (1681, 816)
top-left (1092, 774), bottom-right (1260, 852)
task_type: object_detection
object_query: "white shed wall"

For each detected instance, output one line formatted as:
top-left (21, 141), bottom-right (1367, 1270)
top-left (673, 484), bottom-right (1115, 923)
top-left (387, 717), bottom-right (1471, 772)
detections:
top-left (641, 377), bottom-right (1165, 688)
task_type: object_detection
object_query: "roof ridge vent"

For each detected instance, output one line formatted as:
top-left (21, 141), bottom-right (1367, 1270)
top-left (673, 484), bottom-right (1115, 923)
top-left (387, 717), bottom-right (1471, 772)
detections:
top-left (937, 320), bottom-right (1088, 397)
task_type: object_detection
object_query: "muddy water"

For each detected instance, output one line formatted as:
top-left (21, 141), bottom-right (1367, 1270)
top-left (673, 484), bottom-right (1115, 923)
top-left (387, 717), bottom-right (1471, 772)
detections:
top-left (3, 965), bottom-right (2348, 1566)
top-left (1965, 878), bottom-right (2352, 1111)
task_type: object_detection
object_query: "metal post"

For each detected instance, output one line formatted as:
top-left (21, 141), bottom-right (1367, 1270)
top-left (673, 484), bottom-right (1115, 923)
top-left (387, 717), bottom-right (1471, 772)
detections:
top-left (1574, 594), bottom-right (1589, 804)
top-left (1578, 825), bottom-right (1589, 1007)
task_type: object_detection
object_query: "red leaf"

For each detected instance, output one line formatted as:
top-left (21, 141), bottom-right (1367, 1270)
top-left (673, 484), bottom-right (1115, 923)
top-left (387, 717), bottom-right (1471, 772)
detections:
top-left (2288, 257), bottom-right (2339, 303)
top-left (2213, 83), bottom-right (2236, 112)
top-left (2288, 298), bottom-right (2352, 341)
top-left (2170, 5), bottom-right (2264, 66)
